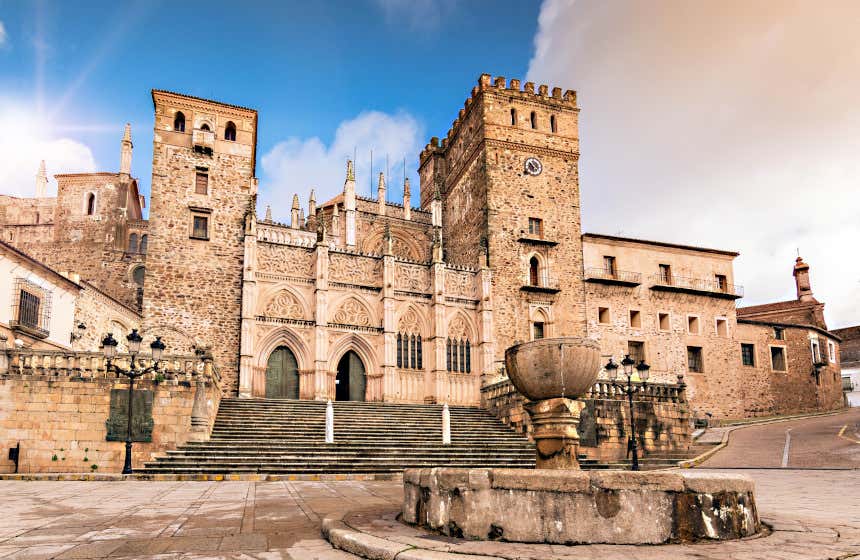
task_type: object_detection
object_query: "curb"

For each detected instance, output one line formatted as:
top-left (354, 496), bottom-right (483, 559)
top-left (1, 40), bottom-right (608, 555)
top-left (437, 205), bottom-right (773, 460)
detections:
top-left (0, 472), bottom-right (405, 482)
top-left (680, 408), bottom-right (849, 468)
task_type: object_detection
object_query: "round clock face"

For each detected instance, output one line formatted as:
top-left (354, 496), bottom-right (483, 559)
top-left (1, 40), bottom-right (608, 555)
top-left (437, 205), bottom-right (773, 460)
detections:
top-left (524, 157), bottom-right (542, 176)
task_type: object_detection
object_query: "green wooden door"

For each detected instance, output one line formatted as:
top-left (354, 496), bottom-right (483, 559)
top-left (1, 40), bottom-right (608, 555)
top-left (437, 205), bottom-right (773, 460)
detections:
top-left (265, 346), bottom-right (299, 399)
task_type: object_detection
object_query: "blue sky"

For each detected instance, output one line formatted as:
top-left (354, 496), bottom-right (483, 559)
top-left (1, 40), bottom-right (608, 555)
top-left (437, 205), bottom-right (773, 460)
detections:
top-left (0, 0), bottom-right (539, 206)
top-left (1, 0), bottom-right (858, 326)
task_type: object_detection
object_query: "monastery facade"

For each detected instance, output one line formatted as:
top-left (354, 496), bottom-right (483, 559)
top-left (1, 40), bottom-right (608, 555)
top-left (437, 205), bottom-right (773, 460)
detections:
top-left (0, 74), bottom-right (845, 420)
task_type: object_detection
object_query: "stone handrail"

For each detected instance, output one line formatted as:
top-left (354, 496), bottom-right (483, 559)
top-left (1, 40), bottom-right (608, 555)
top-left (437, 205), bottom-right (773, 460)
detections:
top-left (481, 376), bottom-right (686, 404)
top-left (1, 349), bottom-right (218, 387)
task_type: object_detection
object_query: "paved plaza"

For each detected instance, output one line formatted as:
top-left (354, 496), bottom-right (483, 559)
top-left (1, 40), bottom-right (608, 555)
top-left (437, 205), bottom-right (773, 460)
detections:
top-left (1, 409), bottom-right (858, 559)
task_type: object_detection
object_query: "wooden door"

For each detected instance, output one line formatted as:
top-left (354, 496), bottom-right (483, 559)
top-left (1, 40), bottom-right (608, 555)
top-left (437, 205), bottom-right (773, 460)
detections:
top-left (265, 346), bottom-right (299, 399)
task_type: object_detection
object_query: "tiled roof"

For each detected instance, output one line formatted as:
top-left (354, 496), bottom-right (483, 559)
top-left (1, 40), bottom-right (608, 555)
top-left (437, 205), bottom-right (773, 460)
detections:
top-left (737, 299), bottom-right (820, 315)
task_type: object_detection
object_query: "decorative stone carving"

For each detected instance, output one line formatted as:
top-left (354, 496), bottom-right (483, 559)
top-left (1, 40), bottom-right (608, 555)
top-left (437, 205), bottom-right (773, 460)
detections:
top-left (264, 289), bottom-right (304, 319)
top-left (257, 244), bottom-right (313, 277)
top-left (329, 254), bottom-right (380, 285)
top-left (395, 263), bottom-right (430, 292)
top-left (446, 270), bottom-right (475, 298)
top-left (448, 315), bottom-right (471, 339)
top-left (398, 308), bottom-right (422, 335)
top-left (332, 297), bottom-right (372, 326)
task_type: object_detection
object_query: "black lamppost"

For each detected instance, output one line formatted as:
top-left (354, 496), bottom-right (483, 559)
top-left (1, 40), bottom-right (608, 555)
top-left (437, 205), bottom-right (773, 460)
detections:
top-left (604, 354), bottom-right (651, 471)
top-left (102, 329), bottom-right (166, 474)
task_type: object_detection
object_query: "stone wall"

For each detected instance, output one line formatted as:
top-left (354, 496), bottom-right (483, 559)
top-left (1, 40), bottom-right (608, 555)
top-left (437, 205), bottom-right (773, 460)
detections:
top-left (481, 377), bottom-right (691, 462)
top-left (0, 349), bottom-right (219, 474)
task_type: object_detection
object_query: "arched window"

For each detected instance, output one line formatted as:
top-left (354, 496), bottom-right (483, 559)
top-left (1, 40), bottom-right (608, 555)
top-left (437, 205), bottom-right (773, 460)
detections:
top-left (550, 115), bottom-right (557, 133)
top-left (139, 234), bottom-right (148, 254)
top-left (510, 108), bottom-right (517, 126)
top-left (398, 332), bottom-right (423, 370)
top-left (128, 233), bottom-right (139, 253)
top-left (86, 193), bottom-right (96, 216)
top-left (446, 337), bottom-right (471, 373)
top-left (225, 121), bottom-right (237, 141)
top-left (530, 111), bottom-right (537, 129)
top-left (174, 111), bottom-right (185, 132)
top-left (529, 256), bottom-right (540, 286)
top-left (132, 266), bottom-right (145, 286)
top-left (200, 123), bottom-right (211, 132)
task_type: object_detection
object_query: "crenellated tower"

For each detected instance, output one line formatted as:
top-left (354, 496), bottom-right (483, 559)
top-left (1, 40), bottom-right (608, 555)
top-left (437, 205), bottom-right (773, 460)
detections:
top-left (143, 90), bottom-right (258, 394)
top-left (419, 73), bottom-right (585, 370)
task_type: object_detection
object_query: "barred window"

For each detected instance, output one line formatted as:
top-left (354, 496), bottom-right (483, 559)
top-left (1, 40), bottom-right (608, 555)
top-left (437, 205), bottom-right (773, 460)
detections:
top-left (11, 279), bottom-right (51, 337)
top-left (446, 337), bottom-right (471, 373)
top-left (687, 346), bottom-right (703, 373)
top-left (741, 343), bottom-right (755, 367)
top-left (398, 332), bottom-right (423, 370)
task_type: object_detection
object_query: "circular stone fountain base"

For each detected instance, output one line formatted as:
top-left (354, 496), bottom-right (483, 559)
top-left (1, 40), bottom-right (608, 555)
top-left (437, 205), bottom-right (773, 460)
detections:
top-left (402, 468), bottom-right (760, 545)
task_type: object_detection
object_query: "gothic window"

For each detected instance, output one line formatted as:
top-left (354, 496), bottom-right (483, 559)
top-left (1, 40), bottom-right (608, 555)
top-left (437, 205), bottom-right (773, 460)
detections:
top-left (128, 233), bottom-right (138, 253)
top-left (446, 337), bottom-right (471, 373)
top-left (550, 115), bottom-right (558, 133)
top-left (398, 332), bottom-right (423, 370)
top-left (174, 111), bottom-right (185, 132)
top-left (139, 234), bottom-right (148, 254)
top-left (85, 193), bottom-right (96, 216)
top-left (530, 111), bottom-right (537, 129)
top-left (225, 121), bottom-right (237, 141)
top-left (529, 256), bottom-right (540, 286)
top-left (510, 108), bottom-right (517, 126)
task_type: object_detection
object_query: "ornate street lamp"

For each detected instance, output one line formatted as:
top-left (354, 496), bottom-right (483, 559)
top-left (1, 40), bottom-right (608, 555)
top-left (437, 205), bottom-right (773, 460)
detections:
top-left (605, 354), bottom-right (650, 471)
top-left (102, 329), bottom-right (166, 474)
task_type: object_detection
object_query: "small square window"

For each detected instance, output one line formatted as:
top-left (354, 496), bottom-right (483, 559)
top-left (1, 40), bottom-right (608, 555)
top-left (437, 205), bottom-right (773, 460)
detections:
top-left (687, 346), bottom-right (704, 373)
top-left (715, 317), bottom-right (728, 337)
top-left (741, 343), bottom-right (755, 367)
top-left (771, 346), bottom-right (787, 371)
top-left (528, 217), bottom-right (543, 238)
top-left (629, 309), bottom-right (641, 328)
top-left (195, 172), bottom-right (209, 195)
top-left (533, 322), bottom-right (545, 340)
top-left (658, 312), bottom-right (670, 331)
top-left (687, 315), bottom-right (700, 334)
top-left (192, 216), bottom-right (209, 240)
top-left (598, 307), bottom-right (610, 325)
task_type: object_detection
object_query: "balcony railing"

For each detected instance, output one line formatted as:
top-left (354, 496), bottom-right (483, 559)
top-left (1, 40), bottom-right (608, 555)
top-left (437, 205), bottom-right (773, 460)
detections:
top-left (192, 128), bottom-right (215, 154)
top-left (584, 267), bottom-right (642, 286)
top-left (521, 276), bottom-right (561, 293)
top-left (649, 274), bottom-right (743, 299)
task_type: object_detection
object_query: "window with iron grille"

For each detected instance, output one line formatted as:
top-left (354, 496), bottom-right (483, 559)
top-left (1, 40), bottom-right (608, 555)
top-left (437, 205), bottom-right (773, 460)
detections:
top-left (741, 343), bottom-right (755, 367)
top-left (11, 278), bottom-right (52, 337)
top-left (687, 346), bottom-right (703, 373)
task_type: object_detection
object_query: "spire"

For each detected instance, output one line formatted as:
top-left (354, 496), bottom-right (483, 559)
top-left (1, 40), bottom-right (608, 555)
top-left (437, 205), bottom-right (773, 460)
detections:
top-left (35, 160), bottom-right (47, 198)
top-left (402, 177), bottom-right (411, 221)
top-left (309, 189), bottom-right (317, 215)
top-left (264, 205), bottom-right (272, 222)
top-left (291, 194), bottom-right (301, 229)
top-left (793, 255), bottom-right (814, 302)
top-left (377, 172), bottom-right (386, 215)
top-left (120, 122), bottom-right (133, 176)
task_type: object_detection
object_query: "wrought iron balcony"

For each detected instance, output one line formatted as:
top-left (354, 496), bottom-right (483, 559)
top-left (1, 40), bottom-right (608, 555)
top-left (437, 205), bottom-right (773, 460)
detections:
top-left (521, 276), bottom-right (561, 294)
top-left (649, 274), bottom-right (743, 299)
top-left (192, 128), bottom-right (215, 154)
top-left (584, 267), bottom-right (642, 286)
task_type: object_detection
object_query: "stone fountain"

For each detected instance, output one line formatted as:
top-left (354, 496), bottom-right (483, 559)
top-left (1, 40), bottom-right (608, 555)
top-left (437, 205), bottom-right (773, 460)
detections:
top-left (396, 337), bottom-right (762, 545)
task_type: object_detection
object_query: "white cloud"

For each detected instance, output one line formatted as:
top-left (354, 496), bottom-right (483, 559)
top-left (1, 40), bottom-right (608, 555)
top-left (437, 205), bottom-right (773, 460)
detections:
top-left (0, 103), bottom-right (98, 197)
top-left (374, 0), bottom-right (457, 30)
top-left (0, 21), bottom-right (7, 48)
top-left (259, 110), bottom-right (423, 222)
top-left (527, 0), bottom-right (860, 328)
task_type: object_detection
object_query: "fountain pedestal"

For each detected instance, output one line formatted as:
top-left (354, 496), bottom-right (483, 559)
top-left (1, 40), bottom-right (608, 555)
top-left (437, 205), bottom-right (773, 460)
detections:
top-left (524, 397), bottom-right (584, 469)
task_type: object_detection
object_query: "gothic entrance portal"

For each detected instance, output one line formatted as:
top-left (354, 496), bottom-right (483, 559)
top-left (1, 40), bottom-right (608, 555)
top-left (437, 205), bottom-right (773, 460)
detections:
top-left (335, 351), bottom-right (366, 401)
top-left (265, 346), bottom-right (299, 399)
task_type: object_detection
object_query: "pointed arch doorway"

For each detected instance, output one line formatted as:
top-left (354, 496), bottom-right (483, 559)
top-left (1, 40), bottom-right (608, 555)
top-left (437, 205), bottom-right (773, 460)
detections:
top-left (335, 351), bottom-right (366, 401)
top-left (265, 346), bottom-right (299, 399)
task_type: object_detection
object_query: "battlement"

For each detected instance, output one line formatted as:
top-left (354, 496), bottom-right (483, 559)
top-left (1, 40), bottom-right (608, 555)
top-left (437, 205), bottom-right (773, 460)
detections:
top-left (420, 73), bottom-right (578, 163)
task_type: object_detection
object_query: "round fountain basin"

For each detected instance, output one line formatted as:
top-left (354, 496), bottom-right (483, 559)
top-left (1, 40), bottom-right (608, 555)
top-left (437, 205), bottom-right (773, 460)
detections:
top-left (402, 468), bottom-right (761, 545)
top-left (504, 337), bottom-right (601, 400)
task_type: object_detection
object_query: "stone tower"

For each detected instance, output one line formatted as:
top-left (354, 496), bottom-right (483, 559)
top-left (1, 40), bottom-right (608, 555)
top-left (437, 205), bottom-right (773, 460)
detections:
top-left (419, 74), bottom-right (585, 370)
top-left (144, 90), bottom-right (258, 393)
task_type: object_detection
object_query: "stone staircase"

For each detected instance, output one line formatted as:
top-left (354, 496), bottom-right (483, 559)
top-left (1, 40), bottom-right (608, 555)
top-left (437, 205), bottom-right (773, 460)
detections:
top-left (577, 442), bottom-right (720, 470)
top-left (141, 398), bottom-right (536, 475)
